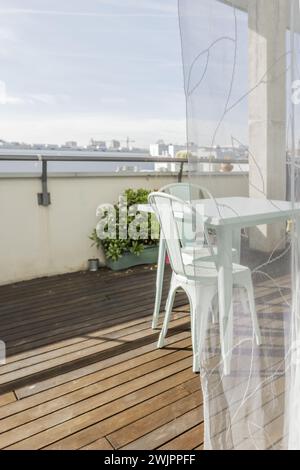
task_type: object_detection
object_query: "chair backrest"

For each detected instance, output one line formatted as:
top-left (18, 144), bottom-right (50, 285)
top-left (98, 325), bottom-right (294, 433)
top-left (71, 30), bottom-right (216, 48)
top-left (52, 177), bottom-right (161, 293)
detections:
top-left (148, 192), bottom-right (213, 277)
top-left (159, 183), bottom-right (212, 202)
top-left (159, 183), bottom-right (213, 248)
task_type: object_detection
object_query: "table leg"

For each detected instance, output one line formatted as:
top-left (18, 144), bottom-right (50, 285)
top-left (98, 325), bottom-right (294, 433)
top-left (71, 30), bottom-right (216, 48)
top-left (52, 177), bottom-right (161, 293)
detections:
top-left (232, 227), bottom-right (241, 264)
top-left (293, 216), bottom-right (300, 339)
top-left (216, 225), bottom-right (234, 376)
top-left (152, 237), bottom-right (167, 329)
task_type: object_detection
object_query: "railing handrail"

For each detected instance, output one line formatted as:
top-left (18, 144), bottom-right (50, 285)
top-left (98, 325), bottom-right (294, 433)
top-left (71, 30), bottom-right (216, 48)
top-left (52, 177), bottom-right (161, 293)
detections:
top-left (0, 149), bottom-right (248, 165)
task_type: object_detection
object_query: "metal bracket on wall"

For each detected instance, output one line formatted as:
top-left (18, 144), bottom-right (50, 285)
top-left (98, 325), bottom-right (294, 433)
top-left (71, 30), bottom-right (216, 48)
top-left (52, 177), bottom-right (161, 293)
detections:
top-left (178, 161), bottom-right (184, 183)
top-left (37, 160), bottom-right (51, 206)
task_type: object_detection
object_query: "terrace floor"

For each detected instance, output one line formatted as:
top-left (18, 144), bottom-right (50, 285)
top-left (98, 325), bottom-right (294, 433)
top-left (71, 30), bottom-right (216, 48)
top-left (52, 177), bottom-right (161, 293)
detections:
top-left (0, 257), bottom-right (290, 450)
top-left (0, 265), bottom-right (203, 450)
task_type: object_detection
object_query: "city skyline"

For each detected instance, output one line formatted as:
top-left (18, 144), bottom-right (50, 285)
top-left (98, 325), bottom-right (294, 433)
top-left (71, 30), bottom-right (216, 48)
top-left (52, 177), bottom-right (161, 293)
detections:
top-left (0, 136), bottom-right (186, 152)
top-left (0, 136), bottom-right (249, 155)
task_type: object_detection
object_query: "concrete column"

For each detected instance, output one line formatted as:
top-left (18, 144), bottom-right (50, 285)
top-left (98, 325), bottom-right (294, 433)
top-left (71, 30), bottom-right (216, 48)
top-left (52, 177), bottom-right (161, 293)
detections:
top-left (248, 0), bottom-right (287, 252)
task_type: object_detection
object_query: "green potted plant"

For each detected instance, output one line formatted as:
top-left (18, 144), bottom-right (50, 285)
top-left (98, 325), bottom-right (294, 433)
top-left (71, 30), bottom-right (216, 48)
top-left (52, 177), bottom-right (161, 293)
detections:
top-left (90, 188), bottom-right (160, 271)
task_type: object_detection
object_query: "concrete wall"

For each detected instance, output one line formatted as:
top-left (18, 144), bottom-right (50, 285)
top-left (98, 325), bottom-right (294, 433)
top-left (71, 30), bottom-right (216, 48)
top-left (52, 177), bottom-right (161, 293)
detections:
top-left (0, 172), bottom-right (248, 285)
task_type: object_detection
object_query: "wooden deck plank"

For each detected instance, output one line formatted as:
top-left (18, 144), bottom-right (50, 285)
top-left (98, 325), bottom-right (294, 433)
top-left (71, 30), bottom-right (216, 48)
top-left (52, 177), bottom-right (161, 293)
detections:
top-left (120, 407), bottom-right (204, 450)
top-left (0, 316), bottom-right (190, 390)
top-left (2, 301), bottom-right (189, 364)
top-left (194, 443), bottom-right (204, 450)
top-left (14, 330), bottom-right (191, 400)
top-left (45, 377), bottom-right (200, 450)
top-left (81, 437), bottom-right (113, 450)
top-left (5, 369), bottom-right (196, 449)
top-left (0, 272), bottom-right (180, 331)
top-left (0, 343), bottom-right (193, 432)
top-left (0, 354), bottom-right (193, 445)
top-left (0, 282), bottom-right (174, 335)
top-left (107, 390), bottom-right (202, 449)
top-left (2, 290), bottom-right (186, 353)
top-left (159, 424), bottom-right (204, 450)
top-left (0, 314), bottom-right (189, 378)
top-left (0, 392), bottom-right (16, 408)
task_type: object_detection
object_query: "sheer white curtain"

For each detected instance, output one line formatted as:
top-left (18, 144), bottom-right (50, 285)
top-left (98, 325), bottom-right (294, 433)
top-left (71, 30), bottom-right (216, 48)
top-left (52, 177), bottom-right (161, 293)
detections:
top-left (178, 0), bottom-right (300, 450)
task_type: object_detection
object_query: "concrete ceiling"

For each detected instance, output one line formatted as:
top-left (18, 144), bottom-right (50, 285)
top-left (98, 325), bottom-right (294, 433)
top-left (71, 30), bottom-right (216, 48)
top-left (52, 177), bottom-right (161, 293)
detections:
top-left (218, 0), bottom-right (300, 32)
top-left (219, 0), bottom-right (248, 12)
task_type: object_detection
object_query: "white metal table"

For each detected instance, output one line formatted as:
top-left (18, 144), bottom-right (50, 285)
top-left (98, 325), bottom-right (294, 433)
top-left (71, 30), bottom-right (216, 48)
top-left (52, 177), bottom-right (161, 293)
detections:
top-left (138, 197), bottom-right (300, 371)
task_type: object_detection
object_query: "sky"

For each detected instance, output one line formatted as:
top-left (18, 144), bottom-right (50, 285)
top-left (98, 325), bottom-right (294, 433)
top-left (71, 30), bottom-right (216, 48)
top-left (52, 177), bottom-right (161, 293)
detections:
top-left (0, 0), bottom-right (186, 147)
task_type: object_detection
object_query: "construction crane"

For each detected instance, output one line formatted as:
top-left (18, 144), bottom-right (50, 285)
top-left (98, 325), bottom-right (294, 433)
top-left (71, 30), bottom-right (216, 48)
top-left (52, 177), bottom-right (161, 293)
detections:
top-left (89, 136), bottom-right (136, 151)
top-left (121, 137), bottom-right (135, 150)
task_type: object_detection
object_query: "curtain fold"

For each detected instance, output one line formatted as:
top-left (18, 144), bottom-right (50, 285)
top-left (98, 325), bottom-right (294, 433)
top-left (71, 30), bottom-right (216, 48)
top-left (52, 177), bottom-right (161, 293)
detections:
top-left (178, 0), bottom-right (300, 450)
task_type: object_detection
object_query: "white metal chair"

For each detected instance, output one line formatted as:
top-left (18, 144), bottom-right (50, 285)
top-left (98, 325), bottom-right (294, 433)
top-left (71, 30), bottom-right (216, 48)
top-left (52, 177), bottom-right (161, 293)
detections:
top-left (148, 192), bottom-right (261, 375)
top-left (151, 183), bottom-right (238, 329)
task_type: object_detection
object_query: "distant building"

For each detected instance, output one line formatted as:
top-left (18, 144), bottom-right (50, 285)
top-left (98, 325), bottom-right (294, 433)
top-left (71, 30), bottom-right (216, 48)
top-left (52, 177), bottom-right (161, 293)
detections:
top-left (32, 143), bottom-right (47, 150)
top-left (20, 142), bottom-right (32, 149)
top-left (0, 140), bottom-right (31, 149)
top-left (0, 140), bottom-right (11, 149)
top-left (168, 144), bottom-right (187, 158)
top-left (47, 144), bottom-right (60, 150)
top-left (109, 140), bottom-right (121, 151)
top-left (150, 141), bottom-right (186, 172)
top-left (63, 141), bottom-right (78, 150)
top-left (116, 165), bottom-right (138, 173)
top-left (149, 140), bottom-right (169, 158)
top-left (127, 147), bottom-right (148, 154)
top-left (191, 145), bottom-right (249, 172)
top-left (197, 145), bottom-right (248, 161)
top-left (88, 139), bottom-right (107, 151)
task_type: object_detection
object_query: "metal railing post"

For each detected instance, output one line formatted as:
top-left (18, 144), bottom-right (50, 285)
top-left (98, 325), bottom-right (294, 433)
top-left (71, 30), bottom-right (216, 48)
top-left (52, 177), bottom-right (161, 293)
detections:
top-left (37, 160), bottom-right (51, 206)
top-left (178, 161), bottom-right (184, 182)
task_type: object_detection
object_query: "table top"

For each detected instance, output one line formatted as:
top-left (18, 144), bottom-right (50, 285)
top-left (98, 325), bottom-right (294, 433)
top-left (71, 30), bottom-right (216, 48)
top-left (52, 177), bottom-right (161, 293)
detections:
top-left (138, 197), bottom-right (300, 227)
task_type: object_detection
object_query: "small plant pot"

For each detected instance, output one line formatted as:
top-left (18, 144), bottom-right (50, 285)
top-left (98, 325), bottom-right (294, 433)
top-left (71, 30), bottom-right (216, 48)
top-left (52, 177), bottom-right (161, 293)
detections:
top-left (220, 162), bottom-right (234, 173)
top-left (106, 246), bottom-right (159, 271)
top-left (88, 258), bottom-right (99, 272)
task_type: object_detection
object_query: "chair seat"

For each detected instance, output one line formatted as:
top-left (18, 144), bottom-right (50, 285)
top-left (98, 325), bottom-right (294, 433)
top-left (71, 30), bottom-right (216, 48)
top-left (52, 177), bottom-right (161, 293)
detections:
top-left (182, 245), bottom-right (237, 264)
top-left (184, 260), bottom-right (249, 280)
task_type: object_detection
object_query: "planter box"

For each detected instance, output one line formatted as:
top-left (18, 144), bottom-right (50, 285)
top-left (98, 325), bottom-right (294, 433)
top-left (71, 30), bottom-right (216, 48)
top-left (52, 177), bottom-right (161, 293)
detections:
top-left (106, 246), bottom-right (159, 271)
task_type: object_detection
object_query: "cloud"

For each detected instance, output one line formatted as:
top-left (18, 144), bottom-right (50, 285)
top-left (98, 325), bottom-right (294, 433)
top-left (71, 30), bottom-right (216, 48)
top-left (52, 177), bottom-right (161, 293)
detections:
top-left (0, 81), bottom-right (24, 105)
top-left (0, 82), bottom-right (69, 107)
top-left (0, 113), bottom-right (186, 147)
top-left (0, 0), bottom-right (177, 17)
top-left (0, 27), bottom-right (20, 57)
top-left (26, 93), bottom-right (70, 105)
top-left (0, 28), bottom-right (17, 42)
top-left (0, 9), bottom-right (108, 16)
top-left (0, 10), bottom-right (175, 18)
top-left (100, 97), bottom-right (127, 105)
top-left (98, 0), bottom-right (177, 14)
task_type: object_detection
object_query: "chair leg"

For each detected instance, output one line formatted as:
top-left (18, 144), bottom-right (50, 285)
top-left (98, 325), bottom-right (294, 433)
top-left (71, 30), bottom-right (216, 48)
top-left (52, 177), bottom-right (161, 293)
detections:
top-left (245, 280), bottom-right (262, 346)
top-left (152, 238), bottom-right (166, 329)
top-left (218, 292), bottom-right (234, 376)
top-left (164, 285), bottom-right (177, 313)
top-left (157, 282), bottom-right (177, 348)
top-left (240, 290), bottom-right (249, 315)
top-left (211, 294), bottom-right (219, 324)
top-left (190, 294), bottom-right (199, 373)
top-left (191, 286), bottom-right (215, 373)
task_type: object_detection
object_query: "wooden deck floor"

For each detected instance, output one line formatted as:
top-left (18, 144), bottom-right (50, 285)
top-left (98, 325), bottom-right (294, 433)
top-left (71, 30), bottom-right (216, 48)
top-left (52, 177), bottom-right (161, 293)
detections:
top-left (0, 265), bottom-right (290, 450)
top-left (0, 266), bottom-right (203, 450)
